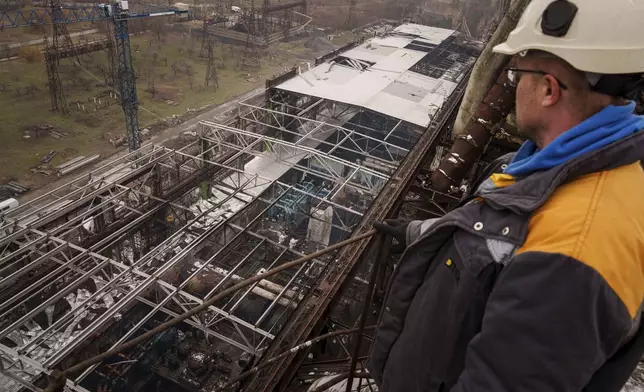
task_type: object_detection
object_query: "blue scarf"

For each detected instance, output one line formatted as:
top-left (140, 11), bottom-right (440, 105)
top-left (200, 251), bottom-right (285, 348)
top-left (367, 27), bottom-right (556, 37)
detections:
top-left (504, 102), bottom-right (644, 178)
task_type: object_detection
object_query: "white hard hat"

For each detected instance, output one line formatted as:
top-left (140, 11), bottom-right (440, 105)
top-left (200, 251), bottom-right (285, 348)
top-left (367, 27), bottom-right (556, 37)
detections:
top-left (493, 0), bottom-right (644, 75)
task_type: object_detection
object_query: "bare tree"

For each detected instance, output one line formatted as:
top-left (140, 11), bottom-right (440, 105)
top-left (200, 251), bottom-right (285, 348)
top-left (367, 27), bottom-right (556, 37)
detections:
top-left (25, 83), bottom-right (40, 96)
top-left (79, 77), bottom-right (92, 91)
top-left (171, 62), bottom-right (180, 78)
top-left (69, 65), bottom-right (81, 86)
top-left (186, 64), bottom-right (195, 77)
top-left (152, 52), bottom-right (159, 67)
top-left (187, 38), bottom-right (196, 59)
top-left (96, 63), bottom-right (110, 86)
top-left (148, 71), bottom-right (156, 98)
top-left (188, 77), bottom-right (194, 89)
top-left (0, 44), bottom-right (10, 59)
top-left (151, 19), bottom-right (167, 42)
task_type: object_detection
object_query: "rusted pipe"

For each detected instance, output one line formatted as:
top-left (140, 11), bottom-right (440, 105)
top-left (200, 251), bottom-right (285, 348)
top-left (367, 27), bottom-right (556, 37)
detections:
top-left (452, 0), bottom-right (530, 137)
top-left (430, 68), bottom-right (515, 192)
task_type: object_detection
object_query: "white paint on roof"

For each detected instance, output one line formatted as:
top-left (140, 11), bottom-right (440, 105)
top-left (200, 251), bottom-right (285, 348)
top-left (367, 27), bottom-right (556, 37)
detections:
top-left (370, 35), bottom-right (415, 48)
top-left (394, 23), bottom-right (454, 45)
top-left (275, 23), bottom-right (474, 128)
top-left (370, 48), bottom-right (427, 73)
top-left (343, 44), bottom-right (398, 63)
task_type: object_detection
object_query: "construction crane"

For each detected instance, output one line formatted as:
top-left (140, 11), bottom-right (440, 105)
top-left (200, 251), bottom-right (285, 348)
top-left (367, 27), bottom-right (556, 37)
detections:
top-left (0, 1), bottom-right (188, 151)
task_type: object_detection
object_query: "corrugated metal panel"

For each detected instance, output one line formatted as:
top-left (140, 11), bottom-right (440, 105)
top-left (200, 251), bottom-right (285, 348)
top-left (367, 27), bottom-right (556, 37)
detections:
top-left (370, 35), bottom-right (415, 48)
top-left (370, 48), bottom-right (426, 73)
top-left (343, 44), bottom-right (398, 63)
top-left (394, 23), bottom-right (455, 45)
top-left (274, 23), bottom-right (476, 127)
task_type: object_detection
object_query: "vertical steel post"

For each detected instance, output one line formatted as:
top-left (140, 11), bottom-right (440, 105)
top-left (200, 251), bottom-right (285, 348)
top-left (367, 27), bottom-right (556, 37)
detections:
top-left (114, 16), bottom-right (141, 151)
top-left (345, 234), bottom-right (386, 392)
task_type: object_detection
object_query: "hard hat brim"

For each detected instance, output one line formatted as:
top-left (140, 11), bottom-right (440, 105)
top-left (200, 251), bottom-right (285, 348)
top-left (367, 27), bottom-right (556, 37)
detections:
top-left (492, 42), bottom-right (518, 56)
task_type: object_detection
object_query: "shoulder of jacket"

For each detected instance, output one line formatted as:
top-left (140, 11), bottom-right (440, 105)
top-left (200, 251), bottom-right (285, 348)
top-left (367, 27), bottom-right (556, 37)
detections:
top-left (517, 162), bottom-right (644, 318)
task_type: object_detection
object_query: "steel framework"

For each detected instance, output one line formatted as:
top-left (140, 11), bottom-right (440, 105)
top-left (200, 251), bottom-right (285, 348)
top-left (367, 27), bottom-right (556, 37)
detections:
top-left (44, 0), bottom-right (80, 114)
top-left (0, 78), bottom-right (422, 391)
top-left (239, 72), bottom-right (470, 392)
top-left (205, 36), bottom-right (220, 88)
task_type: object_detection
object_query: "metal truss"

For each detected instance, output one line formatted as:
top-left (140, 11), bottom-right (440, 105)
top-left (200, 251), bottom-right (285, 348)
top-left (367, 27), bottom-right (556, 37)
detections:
top-left (263, 90), bottom-right (423, 149)
top-left (200, 122), bottom-right (387, 202)
top-left (239, 68), bottom-right (471, 392)
top-left (0, 137), bottom-right (397, 391)
top-left (238, 98), bottom-right (412, 164)
top-left (0, 76), bottom-right (428, 391)
top-left (0, 145), bottom-right (323, 390)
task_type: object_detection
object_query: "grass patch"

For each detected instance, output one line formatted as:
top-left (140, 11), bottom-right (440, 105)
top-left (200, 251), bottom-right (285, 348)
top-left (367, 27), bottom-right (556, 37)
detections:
top-left (0, 31), bottom-right (314, 188)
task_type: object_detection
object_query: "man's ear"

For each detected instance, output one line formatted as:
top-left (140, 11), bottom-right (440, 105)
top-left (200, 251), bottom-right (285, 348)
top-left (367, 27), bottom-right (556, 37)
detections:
top-left (541, 74), bottom-right (562, 107)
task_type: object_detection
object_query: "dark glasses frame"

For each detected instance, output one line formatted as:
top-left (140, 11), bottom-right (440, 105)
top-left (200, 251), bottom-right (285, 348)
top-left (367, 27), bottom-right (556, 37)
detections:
top-left (505, 67), bottom-right (569, 90)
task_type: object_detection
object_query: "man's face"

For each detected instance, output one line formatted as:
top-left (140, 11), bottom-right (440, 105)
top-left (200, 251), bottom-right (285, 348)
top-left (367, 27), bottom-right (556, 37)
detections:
top-left (512, 58), bottom-right (546, 142)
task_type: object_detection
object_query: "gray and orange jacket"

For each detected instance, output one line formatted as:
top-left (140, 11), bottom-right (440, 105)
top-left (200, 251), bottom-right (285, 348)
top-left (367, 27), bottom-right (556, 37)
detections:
top-left (368, 132), bottom-right (644, 391)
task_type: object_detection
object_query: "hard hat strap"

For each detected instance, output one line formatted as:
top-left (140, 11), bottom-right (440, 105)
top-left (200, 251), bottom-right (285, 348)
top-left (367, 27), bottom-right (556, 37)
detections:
top-left (590, 74), bottom-right (644, 100)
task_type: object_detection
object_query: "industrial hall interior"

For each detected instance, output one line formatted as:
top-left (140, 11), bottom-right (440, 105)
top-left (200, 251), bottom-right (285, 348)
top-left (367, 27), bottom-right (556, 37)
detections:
top-left (0, 0), bottom-right (642, 392)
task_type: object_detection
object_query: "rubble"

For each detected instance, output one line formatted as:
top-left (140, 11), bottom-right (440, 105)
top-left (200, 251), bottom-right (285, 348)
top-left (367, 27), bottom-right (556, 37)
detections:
top-left (23, 124), bottom-right (68, 140)
top-left (623, 364), bottom-right (644, 392)
top-left (40, 150), bottom-right (57, 164)
top-left (105, 132), bottom-right (127, 147)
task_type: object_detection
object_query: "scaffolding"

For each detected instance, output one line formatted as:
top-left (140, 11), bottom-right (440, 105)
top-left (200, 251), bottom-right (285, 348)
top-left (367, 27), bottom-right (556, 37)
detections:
top-left (203, 0), bottom-right (308, 48)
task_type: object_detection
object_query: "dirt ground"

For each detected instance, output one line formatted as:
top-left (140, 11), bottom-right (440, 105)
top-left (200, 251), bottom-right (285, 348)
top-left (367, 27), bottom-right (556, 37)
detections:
top-left (0, 23), bottom-right (343, 192)
top-left (0, 0), bottom-right (493, 195)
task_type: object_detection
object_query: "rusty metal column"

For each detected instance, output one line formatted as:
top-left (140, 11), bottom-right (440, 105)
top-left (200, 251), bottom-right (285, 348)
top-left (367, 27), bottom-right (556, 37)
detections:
top-left (345, 233), bottom-right (389, 392)
top-left (430, 68), bottom-right (515, 192)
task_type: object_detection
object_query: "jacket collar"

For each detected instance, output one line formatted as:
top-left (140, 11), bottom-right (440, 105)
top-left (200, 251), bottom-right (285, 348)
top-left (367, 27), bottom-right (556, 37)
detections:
top-left (478, 131), bottom-right (644, 214)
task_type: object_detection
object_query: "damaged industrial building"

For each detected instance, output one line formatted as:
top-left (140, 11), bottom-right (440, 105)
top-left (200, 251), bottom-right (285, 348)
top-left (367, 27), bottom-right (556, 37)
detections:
top-left (0, 21), bottom-right (489, 392)
top-left (4, 10), bottom-right (641, 392)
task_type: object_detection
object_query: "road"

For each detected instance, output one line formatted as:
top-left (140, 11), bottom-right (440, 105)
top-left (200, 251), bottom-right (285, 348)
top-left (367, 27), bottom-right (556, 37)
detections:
top-left (6, 29), bottom-right (99, 49)
top-left (20, 86), bottom-right (265, 202)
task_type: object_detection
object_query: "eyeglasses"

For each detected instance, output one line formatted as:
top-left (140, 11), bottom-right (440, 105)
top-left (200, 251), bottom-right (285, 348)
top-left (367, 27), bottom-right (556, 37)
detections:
top-left (505, 67), bottom-right (568, 90)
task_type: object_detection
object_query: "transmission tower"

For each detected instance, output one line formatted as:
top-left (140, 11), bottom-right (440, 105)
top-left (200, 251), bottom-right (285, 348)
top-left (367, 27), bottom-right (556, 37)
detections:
top-left (43, 33), bottom-right (66, 113)
top-left (44, 0), bottom-right (80, 113)
top-left (238, 4), bottom-right (262, 70)
top-left (199, 19), bottom-right (210, 58)
top-left (205, 38), bottom-right (219, 88)
top-left (346, 0), bottom-right (357, 29)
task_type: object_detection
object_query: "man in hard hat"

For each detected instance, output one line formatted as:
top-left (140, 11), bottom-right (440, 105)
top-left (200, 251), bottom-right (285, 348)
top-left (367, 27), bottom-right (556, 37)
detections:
top-left (368, 0), bottom-right (644, 391)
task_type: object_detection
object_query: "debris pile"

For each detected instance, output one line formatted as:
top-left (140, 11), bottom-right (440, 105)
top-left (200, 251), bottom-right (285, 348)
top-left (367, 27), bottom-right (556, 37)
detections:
top-left (23, 124), bottom-right (68, 140)
top-left (105, 132), bottom-right (127, 147)
top-left (0, 181), bottom-right (29, 200)
top-left (40, 150), bottom-right (57, 164)
top-left (304, 36), bottom-right (335, 54)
